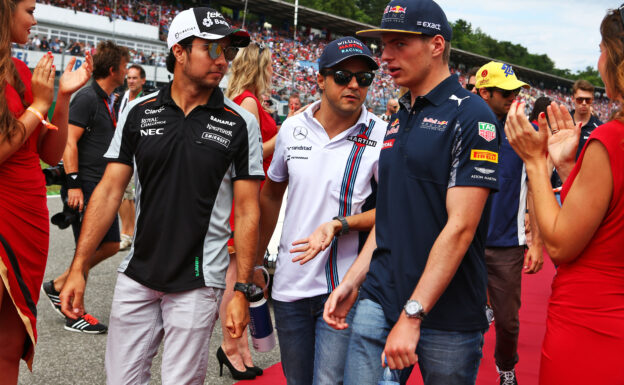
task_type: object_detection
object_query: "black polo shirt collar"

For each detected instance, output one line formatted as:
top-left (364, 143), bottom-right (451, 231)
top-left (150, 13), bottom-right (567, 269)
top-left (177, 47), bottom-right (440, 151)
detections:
top-left (91, 78), bottom-right (112, 99)
top-left (398, 74), bottom-right (462, 112)
top-left (155, 81), bottom-right (225, 110)
top-left (571, 110), bottom-right (602, 129)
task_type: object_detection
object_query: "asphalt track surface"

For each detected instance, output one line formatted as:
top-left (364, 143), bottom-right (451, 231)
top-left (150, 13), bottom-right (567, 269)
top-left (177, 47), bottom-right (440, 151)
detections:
top-left (18, 196), bottom-right (282, 385)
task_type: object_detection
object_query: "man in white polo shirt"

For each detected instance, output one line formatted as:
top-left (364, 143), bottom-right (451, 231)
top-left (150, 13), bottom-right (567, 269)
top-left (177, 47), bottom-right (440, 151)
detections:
top-left (256, 36), bottom-right (386, 385)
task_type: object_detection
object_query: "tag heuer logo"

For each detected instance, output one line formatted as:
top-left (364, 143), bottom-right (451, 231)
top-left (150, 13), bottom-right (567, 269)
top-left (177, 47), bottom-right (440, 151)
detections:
top-left (478, 122), bottom-right (496, 142)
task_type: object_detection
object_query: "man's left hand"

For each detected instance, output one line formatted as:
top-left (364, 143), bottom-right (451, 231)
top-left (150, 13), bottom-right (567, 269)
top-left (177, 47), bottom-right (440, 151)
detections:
top-left (225, 292), bottom-right (250, 338)
top-left (523, 244), bottom-right (544, 274)
top-left (382, 314), bottom-right (420, 370)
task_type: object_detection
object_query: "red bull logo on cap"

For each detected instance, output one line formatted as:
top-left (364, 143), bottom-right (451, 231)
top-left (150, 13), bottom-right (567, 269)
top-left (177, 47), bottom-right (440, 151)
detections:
top-left (386, 5), bottom-right (407, 13)
top-left (382, 4), bottom-right (407, 23)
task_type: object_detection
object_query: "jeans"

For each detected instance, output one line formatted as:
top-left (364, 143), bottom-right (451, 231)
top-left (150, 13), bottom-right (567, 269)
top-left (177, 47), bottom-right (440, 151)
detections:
top-left (344, 299), bottom-right (485, 385)
top-left (273, 294), bottom-right (355, 385)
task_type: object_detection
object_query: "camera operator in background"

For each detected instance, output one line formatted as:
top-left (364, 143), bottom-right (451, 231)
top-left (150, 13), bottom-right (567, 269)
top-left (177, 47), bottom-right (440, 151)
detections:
top-left (117, 63), bottom-right (146, 250)
top-left (42, 40), bottom-right (129, 334)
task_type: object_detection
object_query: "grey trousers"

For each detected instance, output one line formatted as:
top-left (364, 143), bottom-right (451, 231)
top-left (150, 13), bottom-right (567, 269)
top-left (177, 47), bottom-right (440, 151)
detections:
top-left (105, 273), bottom-right (223, 385)
top-left (485, 246), bottom-right (524, 371)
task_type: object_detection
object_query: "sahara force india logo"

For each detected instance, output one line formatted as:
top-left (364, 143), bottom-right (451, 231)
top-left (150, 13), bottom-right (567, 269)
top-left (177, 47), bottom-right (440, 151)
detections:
top-left (478, 122), bottom-right (496, 142)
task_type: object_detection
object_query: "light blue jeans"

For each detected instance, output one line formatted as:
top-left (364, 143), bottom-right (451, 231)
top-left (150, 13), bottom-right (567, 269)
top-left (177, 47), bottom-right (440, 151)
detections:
top-left (273, 294), bottom-right (355, 385)
top-left (344, 299), bottom-right (485, 385)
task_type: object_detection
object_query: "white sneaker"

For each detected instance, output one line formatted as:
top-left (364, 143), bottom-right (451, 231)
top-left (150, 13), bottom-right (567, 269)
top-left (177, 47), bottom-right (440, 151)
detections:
top-left (496, 366), bottom-right (518, 385)
top-left (119, 234), bottom-right (132, 251)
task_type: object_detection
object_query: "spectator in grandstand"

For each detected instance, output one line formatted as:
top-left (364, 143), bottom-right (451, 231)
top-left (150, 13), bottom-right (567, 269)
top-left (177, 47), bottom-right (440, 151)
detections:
top-left (215, 41), bottom-right (278, 381)
top-left (50, 37), bottom-right (61, 53)
top-left (41, 41), bottom-right (130, 334)
top-left (68, 40), bottom-right (81, 55)
top-left (325, 1), bottom-right (500, 383)
top-left (57, 7), bottom-right (259, 385)
top-left (0, 0), bottom-right (92, 381)
top-left (504, 7), bottom-right (624, 383)
top-left (380, 97), bottom-right (398, 121)
top-left (466, 66), bottom-right (478, 94)
top-left (475, 61), bottom-right (543, 385)
top-left (287, 92), bottom-right (302, 117)
top-left (39, 36), bottom-right (49, 51)
top-left (116, 63), bottom-right (145, 251)
top-left (257, 36), bottom-right (385, 385)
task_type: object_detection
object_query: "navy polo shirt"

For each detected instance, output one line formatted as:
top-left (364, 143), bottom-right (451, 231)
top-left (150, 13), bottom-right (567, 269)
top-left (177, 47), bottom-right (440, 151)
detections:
top-left (486, 117), bottom-right (527, 247)
top-left (361, 75), bottom-right (500, 331)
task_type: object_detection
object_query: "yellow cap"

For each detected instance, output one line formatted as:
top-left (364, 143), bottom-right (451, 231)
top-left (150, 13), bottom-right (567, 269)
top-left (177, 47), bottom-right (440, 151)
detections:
top-left (475, 61), bottom-right (530, 90)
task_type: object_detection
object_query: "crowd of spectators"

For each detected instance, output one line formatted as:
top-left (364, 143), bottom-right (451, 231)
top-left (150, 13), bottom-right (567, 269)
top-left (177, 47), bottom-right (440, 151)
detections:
top-left (18, 0), bottom-right (618, 119)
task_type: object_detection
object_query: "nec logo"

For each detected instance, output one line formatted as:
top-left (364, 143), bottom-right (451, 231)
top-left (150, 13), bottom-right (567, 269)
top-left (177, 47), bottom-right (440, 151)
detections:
top-left (140, 128), bottom-right (164, 136)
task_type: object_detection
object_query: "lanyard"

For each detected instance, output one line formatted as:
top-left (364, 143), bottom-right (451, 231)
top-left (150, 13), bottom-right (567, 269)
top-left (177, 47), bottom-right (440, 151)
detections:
top-left (102, 98), bottom-right (117, 128)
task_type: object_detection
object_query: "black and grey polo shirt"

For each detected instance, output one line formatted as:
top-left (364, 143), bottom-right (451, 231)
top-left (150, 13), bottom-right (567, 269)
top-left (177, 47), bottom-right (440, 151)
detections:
top-left (104, 82), bottom-right (264, 292)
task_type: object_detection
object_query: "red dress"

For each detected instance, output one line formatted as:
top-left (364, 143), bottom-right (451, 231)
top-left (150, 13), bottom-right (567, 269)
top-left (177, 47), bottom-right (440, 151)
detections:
top-left (539, 120), bottom-right (624, 383)
top-left (0, 58), bottom-right (47, 368)
top-left (228, 90), bottom-right (278, 247)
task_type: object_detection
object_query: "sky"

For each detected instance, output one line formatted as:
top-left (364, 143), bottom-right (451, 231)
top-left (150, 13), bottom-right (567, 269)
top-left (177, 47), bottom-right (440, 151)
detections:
top-left (439, 0), bottom-right (615, 73)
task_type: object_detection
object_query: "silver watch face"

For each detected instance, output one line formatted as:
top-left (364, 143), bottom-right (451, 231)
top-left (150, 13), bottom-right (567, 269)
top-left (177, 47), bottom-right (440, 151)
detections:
top-left (404, 300), bottom-right (423, 316)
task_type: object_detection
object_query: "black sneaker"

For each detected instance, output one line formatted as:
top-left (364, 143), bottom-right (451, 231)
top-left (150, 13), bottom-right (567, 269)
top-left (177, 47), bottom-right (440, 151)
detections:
top-left (64, 314), bottom-right (108, 334)
top-left (42, 280), bottom-right (64, 318)
top-left (497, 366), bottom-right (518, 385)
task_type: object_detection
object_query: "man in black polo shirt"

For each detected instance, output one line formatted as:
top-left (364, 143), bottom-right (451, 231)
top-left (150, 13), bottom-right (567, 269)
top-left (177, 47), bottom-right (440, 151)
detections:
top-left (57, 8), bottom-right (263, 384)
top-left (43, 41), bottom-right (129, 334)
top-left (551, 79), bottom-right (603, 200)
top-left (324, 0), bottom-right (500, 384)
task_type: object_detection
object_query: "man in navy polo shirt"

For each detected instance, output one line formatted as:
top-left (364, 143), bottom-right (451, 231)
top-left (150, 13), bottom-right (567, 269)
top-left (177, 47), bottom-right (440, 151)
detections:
top-left (324, 0), bottom-right (500, 384)
top-left (475, 61), bottom-right (544, 385)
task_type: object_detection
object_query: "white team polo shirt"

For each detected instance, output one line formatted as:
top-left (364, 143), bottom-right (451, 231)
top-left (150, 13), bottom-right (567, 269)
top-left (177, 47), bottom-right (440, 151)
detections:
top-left (268, 101), bottom-right (387, 302)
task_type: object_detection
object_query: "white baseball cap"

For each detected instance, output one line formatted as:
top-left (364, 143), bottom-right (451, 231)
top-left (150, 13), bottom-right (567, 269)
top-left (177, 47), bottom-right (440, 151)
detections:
top-left (167, 7), bottom-right (250, 49)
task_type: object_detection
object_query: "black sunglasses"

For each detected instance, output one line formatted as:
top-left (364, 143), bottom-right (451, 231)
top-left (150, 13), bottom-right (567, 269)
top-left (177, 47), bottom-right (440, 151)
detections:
top-left (491, 87), bottom-right (521, 98)
top-left (322, 69), bottom-right (375, 87)
top-left (466, 83), bottom-right (476, 91)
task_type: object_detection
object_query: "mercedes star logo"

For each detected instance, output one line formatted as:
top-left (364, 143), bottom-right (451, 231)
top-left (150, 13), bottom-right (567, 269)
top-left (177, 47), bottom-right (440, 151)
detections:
top-left (293, 126), bottom-right (308, 140)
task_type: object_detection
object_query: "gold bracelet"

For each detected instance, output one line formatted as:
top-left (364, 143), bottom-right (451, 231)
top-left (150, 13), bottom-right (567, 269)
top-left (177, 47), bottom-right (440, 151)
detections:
top-left (26, 106), bottom-right (58, 131)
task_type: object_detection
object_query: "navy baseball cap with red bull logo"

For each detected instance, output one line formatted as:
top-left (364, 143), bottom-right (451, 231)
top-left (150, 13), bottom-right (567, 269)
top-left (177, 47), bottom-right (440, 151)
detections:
top-left (357, 0), bottom-right (452, 41)
top-left (318, 36), bottom-right (379, 70)
top-left (167, 7), bottom-right (250, 49)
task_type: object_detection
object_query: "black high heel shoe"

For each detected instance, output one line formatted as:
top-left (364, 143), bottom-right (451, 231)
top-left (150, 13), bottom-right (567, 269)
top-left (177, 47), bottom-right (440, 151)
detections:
top-left (245, 365), bottom-right (263, 376)
top-left (216, 347), bottom-right (256, 380)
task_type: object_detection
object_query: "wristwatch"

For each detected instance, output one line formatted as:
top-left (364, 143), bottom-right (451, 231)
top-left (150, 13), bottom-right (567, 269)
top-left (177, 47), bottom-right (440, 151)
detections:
top-left (404, 299), bottom-right (426, 320)
top-left (332, 215), bottom-right (349, 236)
top-left (233, 282), bottom-right (263, 302)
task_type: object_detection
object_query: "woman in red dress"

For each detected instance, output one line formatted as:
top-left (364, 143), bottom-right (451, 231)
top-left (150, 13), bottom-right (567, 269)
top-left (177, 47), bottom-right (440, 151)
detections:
top-left (216, 42), bottom-right (278, 380)
top-left (505, 7), bottom-right (624, 383)
top-left (0, 0), bottom-right (91, 381)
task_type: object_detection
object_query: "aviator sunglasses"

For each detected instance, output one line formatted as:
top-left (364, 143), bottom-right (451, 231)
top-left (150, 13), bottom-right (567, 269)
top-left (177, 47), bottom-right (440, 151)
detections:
top-left (185, 42), bottom-right (239, 61)
top-left (322, 69), bottom-right (375, 87)
top-left (575, 97), bottom-right (593, 104)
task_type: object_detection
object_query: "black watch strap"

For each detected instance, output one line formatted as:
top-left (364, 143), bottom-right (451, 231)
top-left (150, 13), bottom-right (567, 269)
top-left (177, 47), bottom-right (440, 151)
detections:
top-left (234, 282), bottom-right (262, 302)
top-left (332, 215), bottom-right (349, 236)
